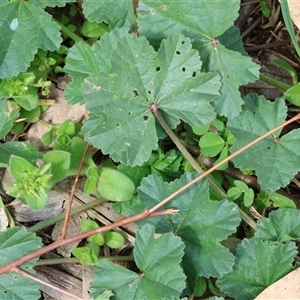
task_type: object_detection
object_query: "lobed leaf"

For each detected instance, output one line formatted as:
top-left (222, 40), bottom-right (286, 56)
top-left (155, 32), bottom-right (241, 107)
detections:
top-left (29, 0), bottom-right (76, 8)
top-left (90, 224), bottom-right (186, 299)
top-left (64, 41), bottom-right (101, 104)
top-left (0, 1), bottom-right (62, 78)
top-left (82, 0), bottom-right (135, 29)
top-left (227, 93), bottom-right (300, 191)
top-left (217, 238), bottom-right (298, 300)
top-left (255, 208), bottom-right (300, 241)
top-left (130, 173), bottom-right (241, 291)
top-left (0, 227), bottom-right (42, 299)
top-left (137, 0), bottom-right (260, 118)
top-left (78, 29), bottom-right (220, 166)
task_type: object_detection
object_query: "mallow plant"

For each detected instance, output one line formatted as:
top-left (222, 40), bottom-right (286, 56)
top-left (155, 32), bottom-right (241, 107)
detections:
top-left (0, 1), bottom-right (300, 299)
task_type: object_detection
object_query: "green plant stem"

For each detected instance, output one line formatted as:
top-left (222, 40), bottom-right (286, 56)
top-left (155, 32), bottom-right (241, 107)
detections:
top-left (154, 111), bottom-right (225, 197)
top-left (37, 255), bottom-right (134, 266)
top-left (259, 73), bottom-right (291, 91)
top-left (53, 19), bottom-right (85, 44)
top-left (28, 198), bottom-right (106, 232)
top-left (153, 110), bottom-right (256, 229)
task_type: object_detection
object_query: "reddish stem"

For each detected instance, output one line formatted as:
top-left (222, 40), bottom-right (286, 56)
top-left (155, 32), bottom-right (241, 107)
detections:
top-left (60, 144), bottom-right (90, 239)
top-left (0, 208), bottom-right (178, 275)
top-left (11, 267), bottom-right (84, 300)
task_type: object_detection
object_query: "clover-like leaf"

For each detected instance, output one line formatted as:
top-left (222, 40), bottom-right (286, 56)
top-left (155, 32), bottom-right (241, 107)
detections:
top-left (255, 208), bottom-right (300, 241)
top-left (0, 227), bottom-right (42, 299)
top-left (199, 132), bottom-right (225, 157)
top-left (217, 238), bottom-right (298, 300)
top-left (137, 0), bottom-right (260, 117)
top-left (227, 93), bottom-right (300, 191)
top-left (0, 1), bottom-right (62, 78)
top-left (130, 173), bottom-right (241, 291)
top-left (82, 0), bottom-right (135, 29)
top-left (90, 224), bottom-right (186, 299)
top-left (77, 29), bottom-right (220, 166)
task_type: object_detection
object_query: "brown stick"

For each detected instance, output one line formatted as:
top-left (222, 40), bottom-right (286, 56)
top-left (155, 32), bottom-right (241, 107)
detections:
top-left (1, 114), bottom-right (300, 275)
top-left (0, 208), bottom-right (178, 275)
top-left (149, 113), bottom-right (300, 213)
top-left (11, 267), bottom-right (84, 300)
top-left (60, 144), bottom-right (90, 239)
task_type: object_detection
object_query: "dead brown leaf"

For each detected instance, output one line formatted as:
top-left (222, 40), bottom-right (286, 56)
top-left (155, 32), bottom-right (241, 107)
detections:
top-left (255, 267), bottom-right (300, 299)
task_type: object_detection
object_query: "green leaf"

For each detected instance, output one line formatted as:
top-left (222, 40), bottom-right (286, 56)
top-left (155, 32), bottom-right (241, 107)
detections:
top-left (29, 0), bottom-right (76, 8)
top-left (9, 155), bottom-right (34, 180)
top-left (8, 156), bottom-right (53, 210)
top-left (0, 1), bottom-right (62, 78)
top-left (273, 58), bottom-right (298, 85)
top-left (103, 231), bottom-right (125, 249)
top-left (0, 141), bottom-right (42, 166)
top-left (80, 219), bottom-right (99, 232)
top-left (214, 146), bottom-right (229, 170)
top-left (84, 174), bottom-right (98, 195)
top-left (260, 0), bottom-right (271, 18)
top-left (199, 132), bottom-right (225, 157)
top-left (284, 83), bottom-right (300, 106)
top-left (12, 88), bottom-right (38, 111)
top-left (90, 224), bottom-right (186, 299)
top-left (234, 180), bottom-right (248, 190)
top-left (26, 194), bottom-right (49, 210)
top-left (0, 227), bottom-right (42, 299)
top-left (137, 0), bottom-right (260, 118)
top-left (0, 100), bottom-right (19, 139)
top-left (82, 0), bottom-right (135, 29)
top-left (41, 128), bottom-right (54, 145)
top-left (227, 93), bottom-right (300, 191)
top-left (80, 29), bottom-right (221, 165)
top-left (57, 119), bottom-right (78, 136)
top-left (88, 233), bottom-right (104, 246)
top-left (19, 106), bottom-right (41, 123)
top-left (193, 123), bottom-right (210, 135)
top-left (194, 277), bottom-right (207, 297)
top-left (98, 167), bottom-right (135, 202)
top-left (43, 150), bottom-right (70, 182)
top-left (118, 164), bottom-right (150, 189)
top-left (227, 187), bottom-right (242, 201)
top-left (151, 149), bottom-right (182, 172)
top-left (86, 166), bottom-right (98, 178)
top-left (130, 173), bottom-right (240, 291)
top-left (54, 133), bottom-right (72, 150)
top-left (72, 244), bottom-right (99, 266)
top-left (217, 239), bottom-right (298, 300)
top-left (95, 290), bottom-right (114, 300)
top-left (64, 41), bottom-right (100, 104)
top-left (243, 188), bottom-right (254, 207)
top-left (68, 137), bottom-right (86, 173)
top-left (81, 21), bottom-right (110, 38)
top-left (255, 208), bottom-right (300, 241)
top-left (265, 190), bottom-right (296, 208)
top-left (230, 180), bottom-right (254, 207)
